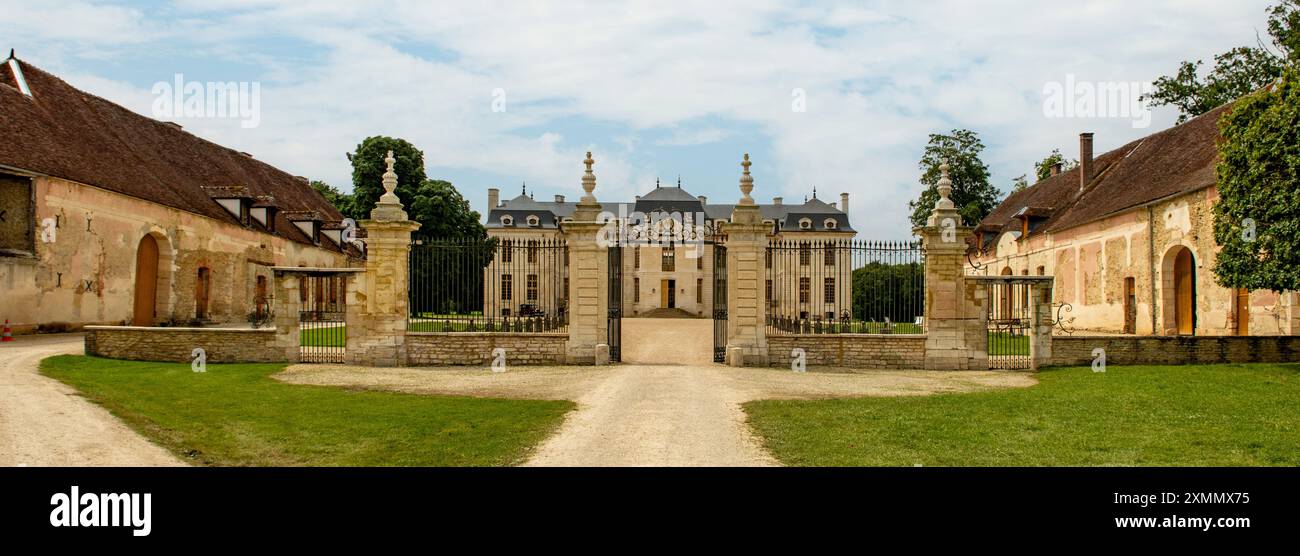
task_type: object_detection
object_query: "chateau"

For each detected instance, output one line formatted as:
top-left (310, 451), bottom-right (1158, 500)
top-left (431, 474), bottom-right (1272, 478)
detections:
top-left (484, 180), bottom-right (855, 317)
top-left (0, 55), bottom-right (359, 333)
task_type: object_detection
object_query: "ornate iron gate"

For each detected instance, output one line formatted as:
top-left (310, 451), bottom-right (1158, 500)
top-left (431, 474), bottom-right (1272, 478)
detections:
top-left (299, 273), bottom-right (347, 363)
top-left (986, 280), bottom-right (1031, 369)
top-left (712, 244), bottom-right (728, 363)
top-left (608, 241), bottom-right (623, 362)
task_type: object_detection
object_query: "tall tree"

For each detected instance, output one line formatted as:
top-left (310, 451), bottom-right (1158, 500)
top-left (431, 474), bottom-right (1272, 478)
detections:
top-left (907, 129), bottom-right (1003, 228)
top-left (1212, 65), bottom-right (1300, 292)
top-left (1033, 148), bottom-right (1078, 182)
top-left (348, 136), bottom-right (428, 219)
top-left (1145, 0), bottom-right (1298, 123)
top-left (409, 179), bottom-right (486, 239)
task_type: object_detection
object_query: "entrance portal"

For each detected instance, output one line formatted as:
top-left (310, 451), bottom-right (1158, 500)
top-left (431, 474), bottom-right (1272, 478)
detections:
top-left (132, 235), bottom-right (159, 326)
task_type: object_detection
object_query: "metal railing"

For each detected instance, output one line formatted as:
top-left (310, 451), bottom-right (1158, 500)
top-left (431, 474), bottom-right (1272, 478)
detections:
top-left (408, 237), bottom-right (568, 333)
top-left (765, 239), bottom-right (924, 335)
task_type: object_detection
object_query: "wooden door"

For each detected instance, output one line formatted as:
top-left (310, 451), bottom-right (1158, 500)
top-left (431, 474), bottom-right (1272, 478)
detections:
top-left (667, 280), bottom-right (676, 309)
top-left (660, 279), bottom-right (669, 308)
top-left (1123, 277), bottom-right (1136, 334)
top-left (1174, 249), bottom-right (1195, 335)
top-left (133, 235), bottom-right (159, 326)
top-left (1235, 288), bottom-right (1250, 336)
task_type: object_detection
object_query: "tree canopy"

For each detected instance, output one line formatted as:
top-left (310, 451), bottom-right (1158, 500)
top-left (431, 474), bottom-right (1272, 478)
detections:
top-left (907, 129), bottom-right (1004, 228)
top-left (347, 136), bottom-right (429, 220)
top-left (1145, 0), bottom-right (1298, 123)
top-left (1211, 65), bottom-right (1300, 292)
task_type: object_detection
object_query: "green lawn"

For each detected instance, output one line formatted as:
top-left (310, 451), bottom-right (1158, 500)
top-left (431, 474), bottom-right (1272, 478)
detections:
top-left (988, 331), bottom-right (1029, 356)
top-left (300, 325), bottom-right (345, 347)
top-left (40, 355), bottom-right (573, 466)
top-left (744, 363), bottom-right (1300, 466)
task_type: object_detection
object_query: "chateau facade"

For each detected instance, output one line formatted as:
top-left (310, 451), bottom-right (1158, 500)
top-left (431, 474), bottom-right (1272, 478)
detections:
top-left (484, 181), bottom-right (855, 317)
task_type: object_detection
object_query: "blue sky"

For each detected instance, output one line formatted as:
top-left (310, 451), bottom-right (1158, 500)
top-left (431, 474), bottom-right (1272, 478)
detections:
top-left (1, 0), bottom-right (1277, 238)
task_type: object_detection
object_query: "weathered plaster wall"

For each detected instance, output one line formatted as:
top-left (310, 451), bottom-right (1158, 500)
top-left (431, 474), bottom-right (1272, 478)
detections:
top-left (0, 176), bottom-right (352, 333)
top-left (84, 325), bottom-right (283, 363)
top-left (980, 186), bottom-right (1295, 336)
top-left (767, 334), bottom-right (926, 368)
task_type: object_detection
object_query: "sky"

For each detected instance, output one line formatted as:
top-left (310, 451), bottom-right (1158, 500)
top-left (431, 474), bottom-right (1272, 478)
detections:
top-left (0, 0), bottom-right (1278, 238)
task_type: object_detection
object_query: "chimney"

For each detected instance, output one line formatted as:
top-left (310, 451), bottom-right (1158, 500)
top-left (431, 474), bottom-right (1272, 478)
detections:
top-left (773, 197), bottom-right (783, 206)
top-left (1050, 162), bottom-right (1062, 177)
top-left (488, 188), bottom-right (500, 209)
top-left (698, 195), bottom-right (707, 204)
top-left (1079, 132), bottom-right (1094, 191)
top-left (840, 192), bottom-right (849, 215)
top-left (554, 194), bottom-right (565, 203)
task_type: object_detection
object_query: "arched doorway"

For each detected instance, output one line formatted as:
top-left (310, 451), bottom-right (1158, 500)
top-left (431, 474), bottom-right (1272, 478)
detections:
top-left (1162, 246), bottom-right (1197, 335)
top-left (133, 235), bottom-right (159, 326)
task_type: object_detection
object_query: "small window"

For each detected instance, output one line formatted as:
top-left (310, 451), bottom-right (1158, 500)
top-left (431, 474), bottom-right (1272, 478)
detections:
top-left (634, 277), bottom-right (640, 302)
top-left (696, 278), bottom-right (703, 303)
top-left (799, 243), bottom-right (811, 266)
top-left (500, 215), bottom-right (514, 226)
top-left (824, 219), bottom-right (837, 230)
top-left (824, 247), bottom-right (836, 266)
top-left (799, 277), bottom-right (810, 303)
top-left (824, 277), bottom-right (835, 304)
top-left (501, 240), bottom-right (513, 263)
top-left (501, 274), bottom-right (513, 301)
top-left (526, 215), bottom-right (540, 227)
top-left (526, 274), bottom-right (539, 301)
top-left (662, 246), bottom-right (675, 271)
top-left (634, 247), bottom-right (640, 269)
top-left (799, 218), bottom-right (812, 230)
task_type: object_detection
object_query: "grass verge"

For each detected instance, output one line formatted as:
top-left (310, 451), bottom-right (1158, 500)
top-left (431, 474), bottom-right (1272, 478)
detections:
top-left (41, 355), bottom-right (573, 466)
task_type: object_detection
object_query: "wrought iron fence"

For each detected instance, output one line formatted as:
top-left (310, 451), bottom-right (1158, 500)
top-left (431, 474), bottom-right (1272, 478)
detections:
top-left (298, 273), bottom-right (347, 363)
top-left (408, 236), bottom-right (568, 333)
top-left (766, 239), bottom-right (924, 335)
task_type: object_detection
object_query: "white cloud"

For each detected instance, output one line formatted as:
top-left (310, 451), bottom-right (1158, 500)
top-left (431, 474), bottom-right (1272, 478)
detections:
top-left (2, 0), bottom-right (1278, 238)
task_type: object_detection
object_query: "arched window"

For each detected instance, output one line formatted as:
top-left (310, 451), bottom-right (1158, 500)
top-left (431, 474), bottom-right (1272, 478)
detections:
top-left (500, 215), bottom-right (514, 226)
top-left (824, 219), bottom-right (837, 230)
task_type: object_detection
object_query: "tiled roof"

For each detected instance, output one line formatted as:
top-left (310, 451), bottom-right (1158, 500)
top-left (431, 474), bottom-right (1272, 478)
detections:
top-left (0, 56), bottom-right (351, 253)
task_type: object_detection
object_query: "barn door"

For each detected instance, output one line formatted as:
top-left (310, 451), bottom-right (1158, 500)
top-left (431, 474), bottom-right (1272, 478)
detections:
top-left (133, 235), bottom-right (159, 326)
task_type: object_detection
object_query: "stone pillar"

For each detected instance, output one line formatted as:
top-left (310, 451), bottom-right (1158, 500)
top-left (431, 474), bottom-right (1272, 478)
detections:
top-left (564, 152), bottom-right (609, 364)
top-left (724, 154), bottom-right (769, 366)
top-left (1029, 278), bottom-right (1054, 369)
top-left (913, 163), bottom-right (987, 370)
top-left (272, 270), bottom-right (301, 362)
top-left (347, 151), bottom-right (420, 367)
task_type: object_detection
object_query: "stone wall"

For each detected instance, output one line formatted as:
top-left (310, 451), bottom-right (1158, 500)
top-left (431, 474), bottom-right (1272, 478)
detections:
top-left (767, 334), bottom-right (927, 369)
top-left (406, 332), bottom-right (569, 366)
top-left (1051, 335), bottom-right (1300, 367)
top-left (84, 325), bottom-right (283, 363)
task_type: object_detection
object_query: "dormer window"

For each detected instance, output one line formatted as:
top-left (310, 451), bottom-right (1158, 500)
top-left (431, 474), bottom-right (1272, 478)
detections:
top-left (250, 195), bottom-right (277, 232)
top-left (501, 215), bottom-right (514, 226)
top-left (799, 218), bottom-right (812, 230)
top-left (824, 219), bottom-right (837, 230)
top-left (283, 210), bottom-right (323, 244)
top-left (203, 185), bottom-right (253, 226)
top-left (526, 215), bottom-right (540, 227)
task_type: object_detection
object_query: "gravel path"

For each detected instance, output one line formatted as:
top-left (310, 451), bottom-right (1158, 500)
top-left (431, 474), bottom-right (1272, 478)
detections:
top-left (279, 352), bottom-right (1034, 467)
top-left (0, 334), bottom-right (182, 467)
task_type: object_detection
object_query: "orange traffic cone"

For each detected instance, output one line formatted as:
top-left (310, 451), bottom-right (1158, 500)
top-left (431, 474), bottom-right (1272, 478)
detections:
top-left (1, 320), bottom-right (12, 342)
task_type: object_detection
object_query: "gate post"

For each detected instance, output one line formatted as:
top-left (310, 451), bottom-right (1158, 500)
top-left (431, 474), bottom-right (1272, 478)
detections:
top-left (348, 151), bottom-right (420, 366)
top-left (1029, 279), bottom-right (1054, 369)
top-left (564, 152), bottom-right (611, 365)
top-left (913, 163), bottom-right (987, 370)
top-left (722, 154), bottom-right (770, 366)
top-left (271, 270), bottom-right (301, 362)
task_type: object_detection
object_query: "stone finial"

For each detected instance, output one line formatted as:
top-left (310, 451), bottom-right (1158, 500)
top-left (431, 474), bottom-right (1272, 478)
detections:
top-left (580, 151), bottom-right (597, 204)
top-left (738, 153), bottom-right (754, 205)
top-left (935, 162), bottom-right (955, 210)
top-left (379, 150), bottom-right (400, 204)
top-left (370, 149), bottom-right (408, 221)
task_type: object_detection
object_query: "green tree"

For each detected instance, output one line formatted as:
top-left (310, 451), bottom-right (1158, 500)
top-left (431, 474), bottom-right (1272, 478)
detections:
top-left (310, 180), bottom-right (357, 220)
top-left (1010, 174), bottom-right (1030, 194)
top-left (410, 179), bottom-right (486, 239)
top-left (348, 136), bottom-right (428, 219)
top-left (1212, 65), bottom-right (1300, 292)
top-left (907, 129), bottom-right (1003, 228)
top-left (1033, 148), bottom-right (1078, 182)
top-left (1145, 0), bottom-right (1298, 123)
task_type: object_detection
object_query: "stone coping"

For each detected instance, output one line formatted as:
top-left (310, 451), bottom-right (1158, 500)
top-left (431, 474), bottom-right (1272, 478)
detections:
top-left (968, 275), bottom-right (1054, 283)
top-left (84, 325), bottom-right (275, 333)
top-left (768, 333), bottom-right (927, 339)
top-left (406, 331), bottom-right (569, 338)
top-left (270, 266), bottom-right (365, 273)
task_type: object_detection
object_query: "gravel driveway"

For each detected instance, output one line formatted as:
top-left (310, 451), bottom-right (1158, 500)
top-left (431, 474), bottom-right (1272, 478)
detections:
top-left (279, 361), bottom-right (1034, 467)
top-left (0, 334), bottom-right (182, 467)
